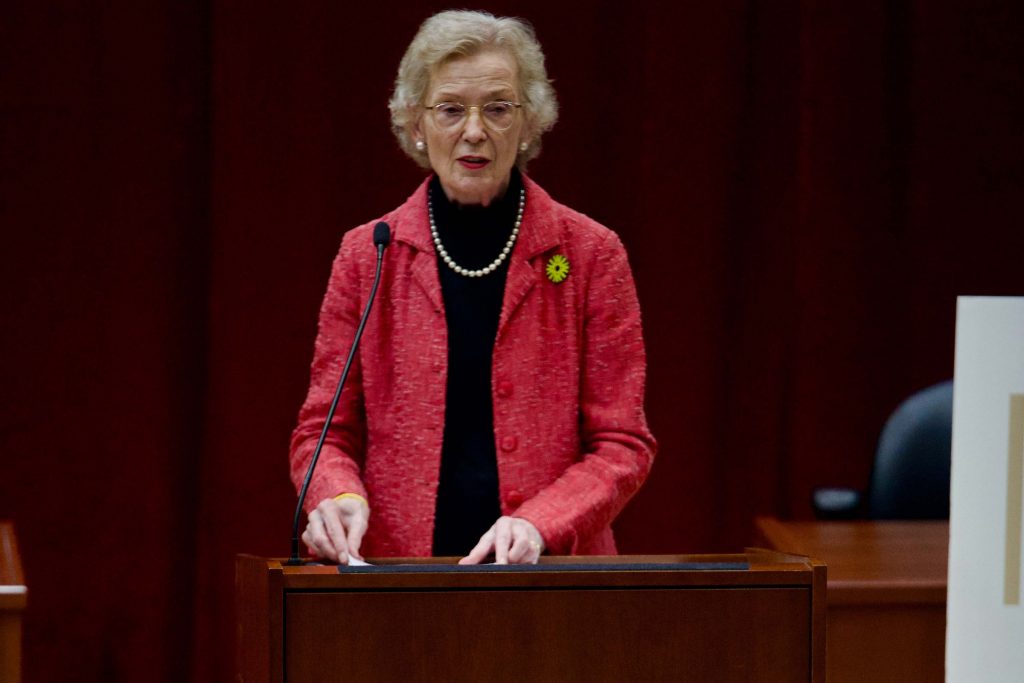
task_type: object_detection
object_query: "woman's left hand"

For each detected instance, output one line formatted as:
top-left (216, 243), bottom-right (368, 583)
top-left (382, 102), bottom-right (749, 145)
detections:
top-left (459, 516), bottom-right (545, 565)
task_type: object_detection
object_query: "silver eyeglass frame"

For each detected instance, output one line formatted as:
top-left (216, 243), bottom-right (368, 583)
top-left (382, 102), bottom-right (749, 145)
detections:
top-left (423, 101), bottom-right (523, 132)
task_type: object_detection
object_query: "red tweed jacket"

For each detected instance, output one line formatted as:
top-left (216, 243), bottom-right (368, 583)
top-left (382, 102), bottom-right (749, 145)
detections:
top-left (289, 174), bottom-right (656, 556)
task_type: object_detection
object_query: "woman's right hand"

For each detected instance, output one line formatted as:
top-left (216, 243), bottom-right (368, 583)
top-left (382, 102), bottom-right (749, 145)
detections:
top-left (301, 496), bottom-right (370, 564)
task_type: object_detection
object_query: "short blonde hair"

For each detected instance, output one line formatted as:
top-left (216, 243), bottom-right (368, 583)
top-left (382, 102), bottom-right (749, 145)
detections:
top-left (388, 10), bottom-right (559, 170)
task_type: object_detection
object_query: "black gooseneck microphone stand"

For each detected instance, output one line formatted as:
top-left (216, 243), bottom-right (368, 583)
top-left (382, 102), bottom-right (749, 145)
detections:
top-left (286, 221), bottom-right (391, 566)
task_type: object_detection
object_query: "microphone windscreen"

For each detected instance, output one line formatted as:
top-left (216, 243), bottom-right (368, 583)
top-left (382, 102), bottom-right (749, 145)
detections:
top-left (373, 221), bottom-right (391, 247)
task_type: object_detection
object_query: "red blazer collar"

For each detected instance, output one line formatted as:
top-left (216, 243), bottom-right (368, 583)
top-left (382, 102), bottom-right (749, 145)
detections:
top-left (390, 174), bottom-right (562, 260)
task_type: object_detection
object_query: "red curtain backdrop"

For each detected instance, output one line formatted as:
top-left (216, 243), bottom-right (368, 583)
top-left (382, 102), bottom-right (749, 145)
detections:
top-left (2, 1), bottom-right (1021, 681)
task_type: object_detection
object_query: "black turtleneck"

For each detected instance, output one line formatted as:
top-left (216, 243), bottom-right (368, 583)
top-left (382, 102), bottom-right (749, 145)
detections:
top-left (430, 169), bottom-right (523, 557)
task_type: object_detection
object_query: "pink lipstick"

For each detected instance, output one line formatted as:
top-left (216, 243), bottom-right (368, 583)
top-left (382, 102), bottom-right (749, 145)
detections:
top-left (458, 156), bottom-right (489, 170)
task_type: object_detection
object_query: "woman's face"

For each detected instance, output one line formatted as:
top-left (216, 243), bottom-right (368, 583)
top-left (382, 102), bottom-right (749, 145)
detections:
top-left (414, 50), bottom-right (527, 207)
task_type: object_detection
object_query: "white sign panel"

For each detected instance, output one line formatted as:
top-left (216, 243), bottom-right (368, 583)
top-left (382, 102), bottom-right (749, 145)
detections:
top-left (947, 297), bottom-right (1024, 681)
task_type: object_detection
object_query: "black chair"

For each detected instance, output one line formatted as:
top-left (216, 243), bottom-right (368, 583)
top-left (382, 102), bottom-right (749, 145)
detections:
top-left (813, 380), bottom-right (954, 520)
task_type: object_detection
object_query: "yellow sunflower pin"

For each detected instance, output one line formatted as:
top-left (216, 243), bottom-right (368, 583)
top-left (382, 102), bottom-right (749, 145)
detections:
top-left (545, 254), bottom-right (570, 283)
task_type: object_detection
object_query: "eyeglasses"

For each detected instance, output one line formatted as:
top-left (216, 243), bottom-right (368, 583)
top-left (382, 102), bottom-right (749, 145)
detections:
top-left (424, 101), bottom-right (523, 132)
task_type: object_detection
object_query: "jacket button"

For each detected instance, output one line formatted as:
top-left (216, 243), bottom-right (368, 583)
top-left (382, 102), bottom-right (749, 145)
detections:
top-left (500, 436), bottom-right (518, 452)
top-left (496, 380), bottom-right (513, 398)
top-left (507, 490), bottom-right (524, 507)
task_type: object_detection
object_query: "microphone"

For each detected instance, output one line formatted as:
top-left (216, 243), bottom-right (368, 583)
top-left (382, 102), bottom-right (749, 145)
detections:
top-left (287, 221), bottom-right (391, 565)
top-left (373, 220), bottom-right (391, 248)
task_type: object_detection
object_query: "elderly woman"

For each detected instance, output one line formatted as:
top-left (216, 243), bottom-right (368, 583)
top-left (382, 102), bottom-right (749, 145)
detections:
top-left (290, 10), bottom-right (655, 565)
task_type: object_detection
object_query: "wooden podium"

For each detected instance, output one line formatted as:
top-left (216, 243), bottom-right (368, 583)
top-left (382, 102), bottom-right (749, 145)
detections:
top-left (237, 550), bottom-right (825, 682)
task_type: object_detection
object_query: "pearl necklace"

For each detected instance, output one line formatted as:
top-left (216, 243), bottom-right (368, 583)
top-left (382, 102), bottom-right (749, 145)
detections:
top-left (428, 187), bottom-right (526, 278)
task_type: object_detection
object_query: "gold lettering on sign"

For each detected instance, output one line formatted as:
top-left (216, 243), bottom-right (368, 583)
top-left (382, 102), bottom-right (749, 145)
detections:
top-left (1006, 394), bottom-right (1024, 606)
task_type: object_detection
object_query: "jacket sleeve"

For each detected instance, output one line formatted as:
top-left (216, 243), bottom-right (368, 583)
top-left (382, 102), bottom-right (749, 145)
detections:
top-left (514, 230), bottom-right (657, 553)
top-left (288, 229), bottom-right (369, 513)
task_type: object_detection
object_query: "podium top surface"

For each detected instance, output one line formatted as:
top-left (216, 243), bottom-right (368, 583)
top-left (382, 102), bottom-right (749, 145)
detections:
top-left (240, 550), bottom-right (822, 592)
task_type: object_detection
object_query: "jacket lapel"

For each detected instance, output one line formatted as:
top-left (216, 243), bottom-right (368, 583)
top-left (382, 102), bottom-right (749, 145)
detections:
top-left (497, 175), bottom-right (561, 338)
top-left (410, 251), bottom-right (443, 313)
top-left (499, 254), bottom-right (540, 336)
top-left (392, 179), bottom-right (444, 313)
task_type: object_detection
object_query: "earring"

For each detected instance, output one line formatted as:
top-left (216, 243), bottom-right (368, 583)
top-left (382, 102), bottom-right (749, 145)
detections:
top-left (519, 141), bottom-right (529, 152)
top-left (415, 140), bottom-right (426, 151)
